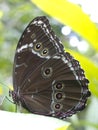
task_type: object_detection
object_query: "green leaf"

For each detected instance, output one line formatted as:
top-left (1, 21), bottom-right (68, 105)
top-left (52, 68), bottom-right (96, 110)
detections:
top-left (32, 0), bottom-right (98, 51)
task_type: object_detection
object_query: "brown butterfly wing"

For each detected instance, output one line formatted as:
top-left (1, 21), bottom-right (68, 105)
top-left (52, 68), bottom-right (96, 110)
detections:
top-left (13, 16), bottom-right (64, 92)
top-left (18, 54), bottom-right (90, 118)
top-left (12, 16), bottom-right (91, 119)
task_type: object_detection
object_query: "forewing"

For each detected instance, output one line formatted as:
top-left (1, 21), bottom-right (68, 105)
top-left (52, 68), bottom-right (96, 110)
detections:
top-left (13, 16), bottom-right (64, 91)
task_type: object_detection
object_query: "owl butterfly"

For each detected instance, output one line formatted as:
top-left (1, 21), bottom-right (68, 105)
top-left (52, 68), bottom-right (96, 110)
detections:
top-left (10, 16), bottom-right (91, 119)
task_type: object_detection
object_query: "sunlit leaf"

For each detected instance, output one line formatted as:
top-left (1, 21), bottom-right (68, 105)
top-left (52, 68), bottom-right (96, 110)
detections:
top-left (0, 86), bottom-right (3, 95)
top-left (0, 10), bottom-right (3, 18)
top-left (32, 0), bottom-right (98, 51)
top-left (0, 110), bottom-right (70, 130)
top-left (56, 125), bottom-right (69, 130)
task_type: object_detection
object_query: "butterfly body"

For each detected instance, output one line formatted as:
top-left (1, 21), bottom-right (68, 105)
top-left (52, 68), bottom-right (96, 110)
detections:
top-left (11, 16), bottom-right (91, 119)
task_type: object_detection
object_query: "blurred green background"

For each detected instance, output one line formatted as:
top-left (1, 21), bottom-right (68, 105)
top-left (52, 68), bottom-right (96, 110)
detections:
top-left (0, 0), bottom-right (98, 130)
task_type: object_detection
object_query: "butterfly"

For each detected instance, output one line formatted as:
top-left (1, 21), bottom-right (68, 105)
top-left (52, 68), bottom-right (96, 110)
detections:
top-left (10, 16), bottom-right (91, 119)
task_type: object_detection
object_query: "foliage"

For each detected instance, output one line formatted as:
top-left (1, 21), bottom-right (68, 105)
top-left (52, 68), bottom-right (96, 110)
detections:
top-left (0, 0), bottom-right (98, 130)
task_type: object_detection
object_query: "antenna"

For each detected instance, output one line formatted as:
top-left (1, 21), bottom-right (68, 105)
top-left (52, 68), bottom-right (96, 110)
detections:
top-left (0, 81), bottom-right (20, 113)
top-left (0, 81), bottom-right (13, 90)
top-left (0, 81), bottom-right (14, 105)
